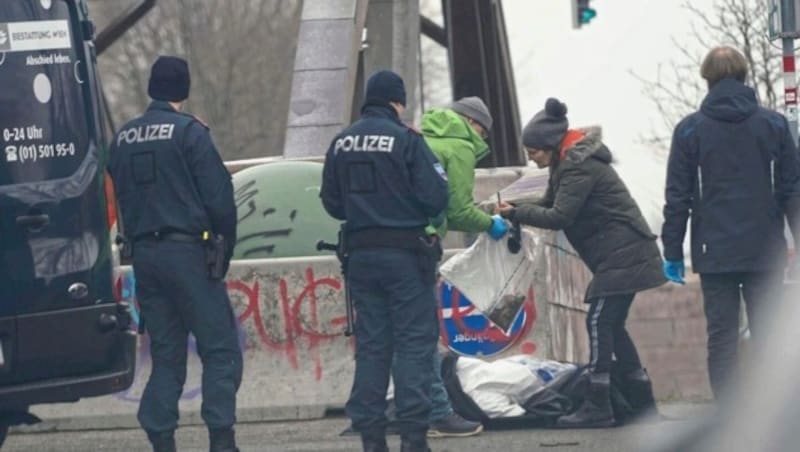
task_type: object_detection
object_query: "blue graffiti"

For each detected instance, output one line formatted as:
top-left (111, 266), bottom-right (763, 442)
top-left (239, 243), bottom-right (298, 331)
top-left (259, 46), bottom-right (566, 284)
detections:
top-left (114, 272), bottom-right (246, 403)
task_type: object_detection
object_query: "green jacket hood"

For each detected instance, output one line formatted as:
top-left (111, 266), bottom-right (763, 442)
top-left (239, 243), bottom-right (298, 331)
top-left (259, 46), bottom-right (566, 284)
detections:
top-left (421, 108), bottom-right (490, 161)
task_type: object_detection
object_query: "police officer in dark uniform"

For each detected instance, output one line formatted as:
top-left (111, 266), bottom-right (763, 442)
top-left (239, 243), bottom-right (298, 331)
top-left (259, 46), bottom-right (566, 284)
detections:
top-left (320, 70), bottom-right (449, 452)
top-left (107, 56), bottom-right (243, 452)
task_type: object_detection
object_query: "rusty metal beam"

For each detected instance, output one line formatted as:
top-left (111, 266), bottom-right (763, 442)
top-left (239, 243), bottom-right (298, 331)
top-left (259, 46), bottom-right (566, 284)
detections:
top-left (420, 15), bottom-right (447, 47)
top-left (442, 0), bottom-right (524, 167)
top-left (95, 0), bottom-right (156, 55)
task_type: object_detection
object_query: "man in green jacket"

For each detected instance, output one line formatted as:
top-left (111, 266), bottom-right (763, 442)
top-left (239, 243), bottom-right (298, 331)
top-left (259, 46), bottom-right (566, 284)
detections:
top-left (414, 97), bottom-right (507, 438)
top-left (422, 97), bottom-right (508, 240)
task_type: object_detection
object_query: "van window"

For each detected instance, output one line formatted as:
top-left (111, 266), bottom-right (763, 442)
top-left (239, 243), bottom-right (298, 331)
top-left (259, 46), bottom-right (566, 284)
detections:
top-left (0, 0), bottom-right (90, 188)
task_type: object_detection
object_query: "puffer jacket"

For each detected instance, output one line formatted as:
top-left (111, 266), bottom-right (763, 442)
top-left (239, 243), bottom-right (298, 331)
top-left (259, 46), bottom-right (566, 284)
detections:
top-left (509, 132), bottom-right (666, 301)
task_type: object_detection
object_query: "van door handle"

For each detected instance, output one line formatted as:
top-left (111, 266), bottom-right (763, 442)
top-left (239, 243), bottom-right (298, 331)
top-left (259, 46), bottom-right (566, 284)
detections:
top-left (16, 214), bottom-right (50, 231)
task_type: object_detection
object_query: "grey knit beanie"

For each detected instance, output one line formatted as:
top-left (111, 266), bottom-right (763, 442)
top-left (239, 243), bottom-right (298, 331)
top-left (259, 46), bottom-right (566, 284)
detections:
top-left (450, 96), bottom-right (493, 132)
top-left (522, 98), bottom-right (569, 151)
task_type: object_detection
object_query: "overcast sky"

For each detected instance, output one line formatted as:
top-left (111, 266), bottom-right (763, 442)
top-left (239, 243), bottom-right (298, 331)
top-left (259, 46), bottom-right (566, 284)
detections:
top-left (503, 0), bottom-right (719, 227)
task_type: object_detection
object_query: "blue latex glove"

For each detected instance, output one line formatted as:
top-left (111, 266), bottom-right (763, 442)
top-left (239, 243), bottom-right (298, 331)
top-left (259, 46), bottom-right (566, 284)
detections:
top-left (487, 215), bottom-right (509, 240)
top-left (663, 260), bottom-right (685, 285)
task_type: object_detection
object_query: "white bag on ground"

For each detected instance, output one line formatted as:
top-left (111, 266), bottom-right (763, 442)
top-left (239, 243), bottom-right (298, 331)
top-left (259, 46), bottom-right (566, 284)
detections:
top-left (503, 355), bottom-right (577, 390)
top-left (456, 356), bottom-right (528, 417)
top-left (455, 355), bottom-right (578, 418)
top-left (439, 229), bottom-right (539, 333)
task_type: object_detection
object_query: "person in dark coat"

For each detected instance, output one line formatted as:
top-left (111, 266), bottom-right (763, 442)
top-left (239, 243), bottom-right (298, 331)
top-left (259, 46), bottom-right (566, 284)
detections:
top-left (662, 46), bottom-right (800, 400)
top-left (496, 98), bottom-right (666, 428)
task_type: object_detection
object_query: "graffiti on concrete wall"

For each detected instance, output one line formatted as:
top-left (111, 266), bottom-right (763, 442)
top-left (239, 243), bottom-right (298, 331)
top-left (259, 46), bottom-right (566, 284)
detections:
top-left (115, 333), bottom-right (205, 402)
top-left (113, 265), bottom-right (350, 402)
top-left (228, 266), bottom-right (348, 381)
top-left (234, 179), bottom-right (298, 258)
top-left (230, 162), bottom-right (341, 259)
top-left (114, 264), bottom-right (541, 402)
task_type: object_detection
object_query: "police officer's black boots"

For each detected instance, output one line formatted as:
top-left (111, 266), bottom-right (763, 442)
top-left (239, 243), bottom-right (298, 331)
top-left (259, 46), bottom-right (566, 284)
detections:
top-left (146, 431), bottom-right (176, 452)
top-left (209, 427), bottom-right (239, 452)
top-left (622, 368), bottom-right (658, 420)
top-left (361, 435), bottom-right (389, 452)
top-left (556, 373), bottom-right (615, 428)
top-left (400, 432), bottom-right (431, 452)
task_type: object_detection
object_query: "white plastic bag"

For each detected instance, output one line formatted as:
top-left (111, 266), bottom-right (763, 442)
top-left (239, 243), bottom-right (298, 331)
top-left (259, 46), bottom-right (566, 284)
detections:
top-left (454, 355), bottom-right (579, 418)
top-left (504, 355), bottom-right (578, 394)
top-left (439, 229), bottom-right (538, 334)
top-left (455, 356), bottom-right (529, 417)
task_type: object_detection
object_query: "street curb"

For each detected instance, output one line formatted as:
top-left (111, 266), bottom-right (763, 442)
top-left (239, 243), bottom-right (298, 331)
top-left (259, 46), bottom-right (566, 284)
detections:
top-left (10, 405), bottom-right (328, 434)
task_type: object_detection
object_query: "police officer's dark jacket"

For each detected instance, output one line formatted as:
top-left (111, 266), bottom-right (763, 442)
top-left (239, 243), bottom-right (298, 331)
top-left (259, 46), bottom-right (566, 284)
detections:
top-left (663, 78), bottom-right (800, 273)
top-left (108, 101), bottom-right (236, 246)
top-left (320, 103), bottom-right (448, 233)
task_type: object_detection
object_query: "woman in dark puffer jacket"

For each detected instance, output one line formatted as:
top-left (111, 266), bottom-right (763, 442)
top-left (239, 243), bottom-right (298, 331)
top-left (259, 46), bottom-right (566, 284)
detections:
top-left (496, 98), bottom-right (666, 428)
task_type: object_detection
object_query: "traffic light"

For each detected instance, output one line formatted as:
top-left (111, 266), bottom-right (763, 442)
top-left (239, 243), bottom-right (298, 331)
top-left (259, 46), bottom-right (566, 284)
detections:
top-left (571, 0), bottom-right (597, 29)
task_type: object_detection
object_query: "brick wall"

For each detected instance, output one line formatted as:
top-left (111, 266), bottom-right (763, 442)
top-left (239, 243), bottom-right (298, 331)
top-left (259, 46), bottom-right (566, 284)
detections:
top-left (628, 275), bottom-right (712, 400)
top-left (538, 238), bottom-right (712, 401)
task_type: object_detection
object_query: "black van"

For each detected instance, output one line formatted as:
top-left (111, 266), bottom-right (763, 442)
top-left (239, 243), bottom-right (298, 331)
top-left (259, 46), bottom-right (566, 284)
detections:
top-left (0, 0), bottom-right (136, 444)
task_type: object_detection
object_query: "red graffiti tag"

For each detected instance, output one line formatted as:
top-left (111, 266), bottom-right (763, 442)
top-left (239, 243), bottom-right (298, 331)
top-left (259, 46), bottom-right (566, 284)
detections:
top-left (228, 267), bottom-right (346, 381)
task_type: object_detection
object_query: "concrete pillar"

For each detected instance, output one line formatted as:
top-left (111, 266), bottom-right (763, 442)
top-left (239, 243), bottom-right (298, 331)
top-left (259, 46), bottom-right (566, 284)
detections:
top-left (283, 0), bottom-right (420, 159)
top-left (363, 0), bottom-right (420, 123)
top-left (283, 0), bottom-right (369, 159)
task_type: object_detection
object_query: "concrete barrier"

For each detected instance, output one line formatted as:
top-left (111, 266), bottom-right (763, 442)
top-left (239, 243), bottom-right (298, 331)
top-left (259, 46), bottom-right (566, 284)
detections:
top-left (21, 230), bottom-right (595, 431)
top-left (24, 257), bottom-right (353, 431)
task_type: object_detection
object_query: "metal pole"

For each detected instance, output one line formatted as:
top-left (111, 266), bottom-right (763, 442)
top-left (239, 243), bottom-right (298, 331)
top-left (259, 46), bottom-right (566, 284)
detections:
top-left (781, 0), bottom-right (798, 144)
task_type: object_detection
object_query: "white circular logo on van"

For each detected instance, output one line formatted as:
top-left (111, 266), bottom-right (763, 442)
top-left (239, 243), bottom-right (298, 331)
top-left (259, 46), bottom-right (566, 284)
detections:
top-left (33, 73), bottom-right (52, 104)
top-left (40, 0), bottom-right (53, 10)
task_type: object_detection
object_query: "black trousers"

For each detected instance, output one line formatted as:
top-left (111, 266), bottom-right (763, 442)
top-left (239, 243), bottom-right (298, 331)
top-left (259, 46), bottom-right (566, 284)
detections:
top-left (700, 271), bottom-right (784, 399)
top-left (133, 240), bottom-right (243, 433)
top-left (345, 248), bottom-right (439, 438)
top-left (586, 294), bottom-right (642, 376)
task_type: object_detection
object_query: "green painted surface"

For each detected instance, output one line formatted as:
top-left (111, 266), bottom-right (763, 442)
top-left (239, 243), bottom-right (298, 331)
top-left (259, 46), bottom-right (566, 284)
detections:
top-left (232, 161), bottom-right (340, 259)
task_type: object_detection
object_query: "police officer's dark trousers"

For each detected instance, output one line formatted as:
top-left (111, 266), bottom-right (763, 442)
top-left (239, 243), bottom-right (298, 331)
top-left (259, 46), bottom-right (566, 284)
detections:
top-left (345, 248), bottom-right (439, 445)
top-left (133, 239), bottom-right (243, 434)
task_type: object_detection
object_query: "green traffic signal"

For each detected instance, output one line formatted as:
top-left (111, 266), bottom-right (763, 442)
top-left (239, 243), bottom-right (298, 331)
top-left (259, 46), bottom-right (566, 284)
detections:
top-left (579, 7), bottom-right (597, 24)
top-left (572, 0), bottom-right (597, 28)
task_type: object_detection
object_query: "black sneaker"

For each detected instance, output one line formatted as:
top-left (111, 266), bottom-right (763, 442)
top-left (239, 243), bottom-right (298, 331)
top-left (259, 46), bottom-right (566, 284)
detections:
top-left (428, 413), bottom-right (483, 438)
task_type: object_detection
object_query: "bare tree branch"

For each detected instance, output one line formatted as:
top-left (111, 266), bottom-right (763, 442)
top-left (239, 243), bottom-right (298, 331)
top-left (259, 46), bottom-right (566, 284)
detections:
top-left (632, 0), bottom-right (780, 155)
top-left (93, 0), bottom-right (302, 160)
